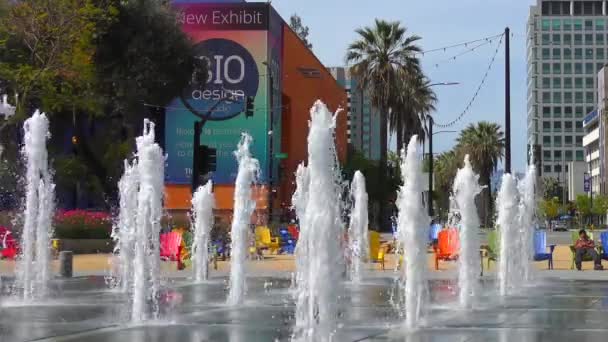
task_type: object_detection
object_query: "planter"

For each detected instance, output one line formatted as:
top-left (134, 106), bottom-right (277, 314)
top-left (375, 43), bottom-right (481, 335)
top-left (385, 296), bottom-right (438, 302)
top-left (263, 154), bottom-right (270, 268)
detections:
top-left (57, 239), bottom-right (114, 254)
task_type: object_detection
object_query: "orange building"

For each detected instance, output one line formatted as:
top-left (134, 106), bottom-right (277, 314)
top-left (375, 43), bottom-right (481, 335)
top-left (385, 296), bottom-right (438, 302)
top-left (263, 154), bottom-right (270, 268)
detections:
top-left (164, 2), bottom-right (346, 222)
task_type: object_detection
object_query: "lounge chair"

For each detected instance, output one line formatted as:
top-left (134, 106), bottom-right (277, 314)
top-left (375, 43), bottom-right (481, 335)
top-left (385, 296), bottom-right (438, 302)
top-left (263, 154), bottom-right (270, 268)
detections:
top-left (255, 226), bottom-right (280, 255)
top-left (0, 226), bottom-right (18, 260)
top-left (599, 232), bottom-right (608, 262)
top-left (433, 227), bottom-right (460, 270)
top-left (428, 224), bottom-right (442, 246)
top-left (160, 231), bottom-right (182, 261)
top-left (533, 230), bottom-right (555, 269)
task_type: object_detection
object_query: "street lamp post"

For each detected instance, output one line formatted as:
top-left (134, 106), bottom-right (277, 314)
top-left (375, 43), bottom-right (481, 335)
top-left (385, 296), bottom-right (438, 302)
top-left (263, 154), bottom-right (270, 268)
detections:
top-left (425, 82), bottom-right (459, 218)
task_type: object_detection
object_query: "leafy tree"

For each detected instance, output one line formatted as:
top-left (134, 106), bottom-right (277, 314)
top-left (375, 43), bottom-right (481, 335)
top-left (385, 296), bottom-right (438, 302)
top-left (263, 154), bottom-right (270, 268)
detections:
top-left (289, 14), bottom-right (312, 49)
top-left (542, 177), bottom-right (561, 200)
top-left (576, 194), bottom-right (592, 224)
top-left (433, 150), bottom-right (463, 220)
top-left (539, 197), bottom-right (561, 229)
top-left (456, 122), bottom-right (505, 226)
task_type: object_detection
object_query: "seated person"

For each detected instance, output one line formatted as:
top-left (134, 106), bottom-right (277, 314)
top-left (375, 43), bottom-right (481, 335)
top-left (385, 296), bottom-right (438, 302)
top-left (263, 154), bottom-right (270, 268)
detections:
top-left (575, 229), bottom-right (603, 271)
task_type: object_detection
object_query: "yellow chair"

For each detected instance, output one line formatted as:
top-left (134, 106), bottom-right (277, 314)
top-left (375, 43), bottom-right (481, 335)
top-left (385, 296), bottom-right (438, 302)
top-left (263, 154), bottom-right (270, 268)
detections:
top-left (255, 226), bottom-right (280, 255)
top-left (369, 231), bottom-right (386, 269)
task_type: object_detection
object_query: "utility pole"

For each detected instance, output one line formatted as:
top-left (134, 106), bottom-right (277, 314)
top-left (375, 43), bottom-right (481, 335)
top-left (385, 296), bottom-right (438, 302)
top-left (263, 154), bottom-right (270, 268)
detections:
top-left (267, 67), bottom-right (275, 223)
top-left (428, 116), bottom-right (434, 218)
top-left (191, 120), bottom-right (203, 192)
top-left (505, 27), bottom-right (512, 174)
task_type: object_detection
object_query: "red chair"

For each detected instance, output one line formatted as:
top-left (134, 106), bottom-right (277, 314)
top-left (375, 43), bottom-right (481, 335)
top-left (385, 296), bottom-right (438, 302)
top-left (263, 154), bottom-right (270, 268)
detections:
top-left (0, 226), bottom-right (18, 259)
top-left (160, 232), bottom-right (182, 262)
top-left (433, 227), bottom-right (460, 270)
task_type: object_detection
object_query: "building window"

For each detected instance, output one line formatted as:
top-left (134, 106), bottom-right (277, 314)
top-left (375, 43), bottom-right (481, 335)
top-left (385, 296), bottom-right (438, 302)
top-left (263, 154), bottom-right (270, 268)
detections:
top-left (574, 33), bottom-right (583, 45)
top-left (554, 106), bottom-right (562, 117)
top-left (542, 48), bottom-right (550, 60)
top-left (576, 121), bottom-right (583, 132)
top-left (553, 48), bottom-right (561, 60)
top-left (542, 19), bottom-right (551, 31)
top-left (597, 19), bottom-right (606, 31)
top-left (576, 150), bottom-right (584, 161)
top-left (565, 135), bottom-right (573, 145)
top-left (555, 165), bottom-right (562, 173)
top-left (585, 20), bottom-right (593, 30)
top-left (553, 19), bottom-right (562, 31)
top-left (575, 78), bottom-right (583, 89)
top-left (586, 106), bottom-right (594, 115)
top-left (565, 106), bottom-right (573, 117)
top-left (575, 48), bottom-right (583, 59)
top-left (554, 150), bottom-right (562, 160)
top-left (564, 63), bottom-right (572, 74)
top-left (543, 92), bottom-right (551, 103)
top-left (543, 121), bottom-right (551, 131)
top-left (554, 121), bottom-right (562, 131)
top-left (575, 92), bottom-right (583, 103)
top-left (599, 48), bottom-right (606, 60)
top-left (564, 78), bottom-right (573, 89)
top-left (585, 34), bottom-right (593, 45)
top-left (564, 48), bottom-right (572, 60)
top-left (598, 63), bottom-right (605, 73)
top-left (597, 33), bottom-right (604, 44)
top-left (543, 136), bottom-right (551, 145)
top-left (564, 19), bottom-right (572, 31)
top-left (585, 63), bottom-right (594, 74)
top-left (543, 106), bottom-right (551, 117)
top-left (575, 63), bottom-right (583, 74)
top-left (554, 136), bottom-right (562, 147)
top-left (565, 121), bottom-right (573, 132)
top-left (586, 92), bottom-right (594, 103)
top-left (542, 34), bottom-right (551, 45)
top-left (564, 92), bottom-right (572, 103)
top-left (574, 19), bottom-right (583, 31)
top-left (544, 165), bottom-right (552, 173)
top-left (576, 136), bottom-right (583, 145)
top-left (553, 63), bottom-right (561, 74)
top-left (586, 78), bottom-right (594, 89)
top-left (553, 78), bottom-right (562, 89)
top-left (544, 150), bottom-right (552, 161)
top-left (575, 106), bottom-right (584, 117)
top-left (543, 77), bottom-right (551, 88)
top-left (585, 48), bottom-right (594, 59)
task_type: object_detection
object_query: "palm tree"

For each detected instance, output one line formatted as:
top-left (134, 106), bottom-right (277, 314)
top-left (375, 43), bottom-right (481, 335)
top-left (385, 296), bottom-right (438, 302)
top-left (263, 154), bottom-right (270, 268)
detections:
top-left (456, 122), bottom-right (505, 226)
top-left (346, 19), bottom-right (422, 170)
top-left (433, 150), bottom-right (462, 219)
top-left (390, 73), bottom-right (437, 150)
top-left (346, 19), bottom-right (422, 228)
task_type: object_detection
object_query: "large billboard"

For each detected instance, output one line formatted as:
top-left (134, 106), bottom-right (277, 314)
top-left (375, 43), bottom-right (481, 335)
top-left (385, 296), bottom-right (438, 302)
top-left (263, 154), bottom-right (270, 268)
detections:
top-left (166, 3), bottom-right (278, 185)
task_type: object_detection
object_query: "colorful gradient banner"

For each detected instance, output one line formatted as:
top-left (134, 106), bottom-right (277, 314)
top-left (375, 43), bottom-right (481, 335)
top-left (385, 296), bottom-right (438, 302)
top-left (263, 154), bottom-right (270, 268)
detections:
top-left (166, 3), bottom-right (271, 185)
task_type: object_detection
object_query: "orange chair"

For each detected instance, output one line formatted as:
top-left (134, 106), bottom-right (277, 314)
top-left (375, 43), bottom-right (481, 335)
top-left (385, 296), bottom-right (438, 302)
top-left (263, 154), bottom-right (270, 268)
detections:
top-left (433, 227), bottom-right (460, 270)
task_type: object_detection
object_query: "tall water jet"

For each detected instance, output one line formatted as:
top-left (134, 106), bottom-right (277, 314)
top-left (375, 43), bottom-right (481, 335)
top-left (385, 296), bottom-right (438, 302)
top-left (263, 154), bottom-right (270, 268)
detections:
top-left (293, 101), bottom-right (343, 342)
top-left (112, 159), bottom-right (139, 292)
top-left (227, 133), bottom-right (259, 306)
top-left (518, 164), bottom-right (537, 282)
top-left (396, 135), bottom-right (430, 329)
top-left (18, 110), bottom-right (55, 300)
top-left (348, 171), bottom-right (369, 282)
top-left (453, 155), bottom-right (482, 308)
top-left (191, 181), bottom-right (215, 282)
top-left (131, 119), bottom-right (165, 322)
top-left (292, 163), bottom-right (309, 304)
top-left (497, 174), bottom-right (520, 296)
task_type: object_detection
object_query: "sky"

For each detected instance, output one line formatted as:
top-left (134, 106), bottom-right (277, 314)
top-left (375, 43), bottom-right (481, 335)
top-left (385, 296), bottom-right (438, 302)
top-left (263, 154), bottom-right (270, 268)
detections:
top-left (265, 0), bottom-right (533, 173)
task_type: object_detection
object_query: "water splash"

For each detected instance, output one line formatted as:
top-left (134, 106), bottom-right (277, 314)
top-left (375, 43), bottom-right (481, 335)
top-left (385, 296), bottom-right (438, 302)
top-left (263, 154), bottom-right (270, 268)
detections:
top-left (292, 163), bottom-right (309, 296)
top-left (497, 174), bottom-right (520, 296)
top-left (518, 165), bottom-right (537, 282)
top-left (293, 101), bottom-right (343, 341)
top-left (112, 159), bottom-right (139, 292)
top-left (227, 133), bottom-right (259, 306)
top-left (17, 110), bottom-right (55, 300)
top-left (396, 135), bottom-right (429, 329)
top-left (191, 181), bottom-right (215, 282)
top-left (132, 119), bottom-right (165, 322)
top-left (348, 171), bottom-right (369, 282)
top-left (453, 155), bottom-right (482, 308)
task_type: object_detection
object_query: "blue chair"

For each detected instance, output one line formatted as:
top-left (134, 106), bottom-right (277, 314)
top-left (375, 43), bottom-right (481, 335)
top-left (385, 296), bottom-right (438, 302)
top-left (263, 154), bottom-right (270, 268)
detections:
top-left (279, 228), bottom-right (296, 254)
top-left (599, 232), bottom-right (608, 261)
top-left (533, 230), bottom-right (555, 269)
top-left (428, 224), bottom-right (442, 246)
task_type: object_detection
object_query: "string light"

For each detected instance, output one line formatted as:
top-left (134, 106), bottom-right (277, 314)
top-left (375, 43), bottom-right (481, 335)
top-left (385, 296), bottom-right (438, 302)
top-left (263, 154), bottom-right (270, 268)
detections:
top-left (434, 33), bottom-right (505, 128)
top-left (419, 33), bottom-right (504, 55)
top-left (431, 39), bottom-right (496, 68)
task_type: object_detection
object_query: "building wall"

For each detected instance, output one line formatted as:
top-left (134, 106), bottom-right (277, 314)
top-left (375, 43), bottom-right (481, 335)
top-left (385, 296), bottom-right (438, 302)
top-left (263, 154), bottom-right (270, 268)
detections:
top-left (279, 27), bottom-right (348, 209)
top-left (527, 0), bottom-right (608, 191)
top-left (328, 67), bottom-right (381, 161)
top-left (567, 161), bottom-right (588, 201)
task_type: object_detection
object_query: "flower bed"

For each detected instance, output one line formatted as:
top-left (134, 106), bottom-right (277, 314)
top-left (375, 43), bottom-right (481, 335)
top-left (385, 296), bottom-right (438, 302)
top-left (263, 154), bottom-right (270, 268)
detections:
top-left (54, 210), bottom-right (113, 239)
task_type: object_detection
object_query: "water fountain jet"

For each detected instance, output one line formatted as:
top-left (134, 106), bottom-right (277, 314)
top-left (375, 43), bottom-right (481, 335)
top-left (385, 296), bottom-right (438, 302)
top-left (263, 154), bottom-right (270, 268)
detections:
top-left (497, 174), bottom-right (520, 296)
top-left (191, 181), bottom-right (215, 282)
top-left (348, 171), bottom-right (369, 282)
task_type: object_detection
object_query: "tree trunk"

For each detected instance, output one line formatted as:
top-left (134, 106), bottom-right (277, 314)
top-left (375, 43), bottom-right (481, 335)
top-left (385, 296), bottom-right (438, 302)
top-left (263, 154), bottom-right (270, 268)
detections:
top-left (485, 172), bottom-right (493, 227)
top-left (396, 117), bottom-right (403, 152)
top-left (378, 109), bottom-right (388, 230)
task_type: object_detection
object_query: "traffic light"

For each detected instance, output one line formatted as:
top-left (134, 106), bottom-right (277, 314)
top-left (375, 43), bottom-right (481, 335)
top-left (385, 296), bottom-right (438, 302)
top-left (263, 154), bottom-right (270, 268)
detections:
top-left (199, 145), bottom-right (217, 174)
top-left (245, 97), bottom-right (254, 117)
